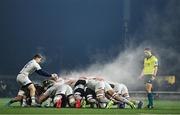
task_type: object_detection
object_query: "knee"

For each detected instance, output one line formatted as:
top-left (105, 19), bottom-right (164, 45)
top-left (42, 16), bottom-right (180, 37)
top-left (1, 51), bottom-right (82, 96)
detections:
top-left (96, 90), bottom-right (105, 99)
top-left (106, 90), bottom-right (114, 96)
top-left (146, 84), bottom-right (152, 92)
top-left (28, 84), bottom-right (36, 92)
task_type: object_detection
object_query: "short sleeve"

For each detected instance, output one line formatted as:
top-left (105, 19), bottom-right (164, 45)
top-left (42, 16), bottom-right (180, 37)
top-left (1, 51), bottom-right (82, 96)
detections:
top-left (34, 63), bottom-right (42, 70)
top-left (154, 57), bottom-right (158, 66)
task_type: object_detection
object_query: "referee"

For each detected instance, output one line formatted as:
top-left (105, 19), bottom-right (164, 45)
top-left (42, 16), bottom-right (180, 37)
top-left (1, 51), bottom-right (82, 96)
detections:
top-left (139, 48), bottom-right (158, 109)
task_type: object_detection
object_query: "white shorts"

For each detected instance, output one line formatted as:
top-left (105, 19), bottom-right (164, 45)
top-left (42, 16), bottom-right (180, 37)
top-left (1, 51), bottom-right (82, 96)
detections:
top-left (114, 84), bottom-right (129, 98)
top-left (65, 85), bottom-right (73, 96)
top-left (55, 84), bottom-right (73, 96)
top-left (16, 74), bottom-right (32, 86)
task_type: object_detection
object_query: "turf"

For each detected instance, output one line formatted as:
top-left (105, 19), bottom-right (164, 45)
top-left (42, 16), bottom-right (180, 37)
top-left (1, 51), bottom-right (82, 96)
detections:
top-left (0, 98), bottom-right (180, 114)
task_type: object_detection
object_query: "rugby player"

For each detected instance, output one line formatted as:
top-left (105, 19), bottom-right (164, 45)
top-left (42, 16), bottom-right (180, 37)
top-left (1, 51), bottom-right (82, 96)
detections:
top-left (38, 80), bottom-right (76, 108)
top-left (16, 54), bottom-right (58, 106)
top-left (110, 82), bottom-right (143, 109)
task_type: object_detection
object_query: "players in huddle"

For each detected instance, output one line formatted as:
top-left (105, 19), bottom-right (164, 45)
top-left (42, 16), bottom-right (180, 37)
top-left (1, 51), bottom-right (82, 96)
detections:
top-left (7, 75), bottom-right (143, 109)
top-left (6, 54), bottom-right (143, 109)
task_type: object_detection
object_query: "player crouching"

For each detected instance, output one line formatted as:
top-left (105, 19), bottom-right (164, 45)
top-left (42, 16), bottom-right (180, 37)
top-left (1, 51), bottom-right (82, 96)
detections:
top-left (109, 82), bottom-right (143, 109)
top-left (16, 54), bottom-right (58, 106)
top-left (37, 79), bottom-right (76, 108)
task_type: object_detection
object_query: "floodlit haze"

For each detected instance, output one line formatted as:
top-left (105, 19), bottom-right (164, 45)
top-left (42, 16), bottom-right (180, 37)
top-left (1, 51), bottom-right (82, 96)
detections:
top-left (0, 0), bottom-right (180, 86)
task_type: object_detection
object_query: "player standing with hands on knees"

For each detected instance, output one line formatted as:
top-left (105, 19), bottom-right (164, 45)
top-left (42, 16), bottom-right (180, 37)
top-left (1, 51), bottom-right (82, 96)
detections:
top-left (16, 54), bottom-right (58, 106)
top-left (139, 48), bottom-right (158, 109)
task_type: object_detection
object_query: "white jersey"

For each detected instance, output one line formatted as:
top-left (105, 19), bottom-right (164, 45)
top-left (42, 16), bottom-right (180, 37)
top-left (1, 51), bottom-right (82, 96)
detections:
top-left (86, 79), bottom-right (97, 90)
top-left (44, 83), bottom-right (73, 97)
top-left (17, 59), bottom-right (42, 86)
top-left (56, 77), bottom-right (65, 85)
top-left (113, 83), bottom-right (129, 96)
top-left (64, 77), bottom-right (78, 88)
top-left (20, 59), bottom-right (41, 76)
top-left (86, 79), bottom-right (105, 92)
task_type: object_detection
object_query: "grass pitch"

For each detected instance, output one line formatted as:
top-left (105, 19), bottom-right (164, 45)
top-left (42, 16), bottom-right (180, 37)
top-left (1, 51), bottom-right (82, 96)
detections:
top-left (0, 98), bottom-right (180, 114)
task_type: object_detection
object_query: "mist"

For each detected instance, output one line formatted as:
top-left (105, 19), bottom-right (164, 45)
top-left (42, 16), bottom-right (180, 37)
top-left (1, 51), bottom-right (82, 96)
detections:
top-left (60, 0), bottom-right (180, 90)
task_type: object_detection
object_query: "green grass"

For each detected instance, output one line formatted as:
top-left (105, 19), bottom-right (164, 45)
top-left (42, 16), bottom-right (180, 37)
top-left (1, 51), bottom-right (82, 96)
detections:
top-left (0, 98), bottom-right (180, 114)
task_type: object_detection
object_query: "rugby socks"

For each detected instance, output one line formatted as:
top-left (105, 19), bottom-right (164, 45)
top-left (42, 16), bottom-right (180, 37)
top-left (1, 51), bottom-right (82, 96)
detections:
top-left (56, 99), bottom-right (62, 108)
top-left (22, 99), bottom-right (27, 107)
top-left (81, 98), bottom-right (87, 108)
top-left (120, 97), bottom-right (129, 104)
top-left (31, 96), bottom-right (36, 104)
top-left (147, 93), bottom-right (153, 106)
top-left (75, 99), bottom-right (81, 108)
top-left (120, 97), bottom-right (135, 109)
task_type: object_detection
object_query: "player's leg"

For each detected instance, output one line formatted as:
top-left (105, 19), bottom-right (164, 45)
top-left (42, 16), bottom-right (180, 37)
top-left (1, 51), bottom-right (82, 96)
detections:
top-left (74, 80), bottom-right (86, 100)
top-left (120, 93), bottom-right (143, 109)
top-left (126, 97), bottom-right (143, 109)
top-left (53, 94), bottom-right (63, 108)
top-left (146, 83), bottom-right (153, 108)
top-left (73, 80), bottom-right (86, 108)
top-left (34, 84), bottom-right (45, 97)
top-left (144, 76), bottom-right (154, 108)
top-left (27, 84), bottom-right (37, 105)
top-left (85, 87), bottom-right (97, 108)
top-left (106, 89), bottom-right (135, 109)
top-left (67, 94), bottom-right (76, 107)
top-left (7, 96), bottom-right (22, 106)
top-left (95, 81), bottom-right (109, 108)
top-left (37, 86), bottom-right (55, 107)
top-left (6, 90), bottom-right (24, 106)
top-left (85, 88), bottom-right (97, 104)
top-left (54, 84), bottom-right (69, 108)
top-left (65, 85), bottom-right (76, 107)
top-left (44, 97), bottom-right (53, 107)
top-left (37, 93), bottom-right (49, 104)
top-left (120, 85), bottom-right (142, 109)
top-left (104, 82), bottom-right (135, 109)
top-left (17, 74), bottom-right (37, 106)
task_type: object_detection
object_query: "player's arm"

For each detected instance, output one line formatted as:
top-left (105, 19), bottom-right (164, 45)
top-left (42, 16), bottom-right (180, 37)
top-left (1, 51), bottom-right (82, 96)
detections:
top-left (153, 59), bottom-right (159, 77)
top-left (38, 87), bottom-right (55, 104)
top-left (34, 63), bottom-right (51, 77)
top-left (35, 63), bottom-right (58, 80)
top-left (138, 59), bottom-right (145, 79)
top-left (153, 66), bottom-right (158, 77)
top-left (35, 69), bottom-right (58, 81)
top-left (138, 69), bottom-right (144, 79)
top-left (35, 69), bottom-right (51, 77)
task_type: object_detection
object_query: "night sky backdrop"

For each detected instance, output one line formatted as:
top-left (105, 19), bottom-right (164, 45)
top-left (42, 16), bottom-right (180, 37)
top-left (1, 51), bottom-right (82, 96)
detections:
top-left (0, 0), bottom-right (180, 79)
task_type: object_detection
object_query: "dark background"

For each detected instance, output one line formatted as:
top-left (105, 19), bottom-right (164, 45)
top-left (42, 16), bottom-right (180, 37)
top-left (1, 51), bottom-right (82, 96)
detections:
top-left (0, 0), bottom-right (180, 78)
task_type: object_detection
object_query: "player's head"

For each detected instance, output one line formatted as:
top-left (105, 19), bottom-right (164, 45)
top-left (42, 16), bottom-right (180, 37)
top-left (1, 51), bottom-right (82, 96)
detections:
top-left (42, 79), bottom-right (55, 90)
top-left (33, 54), bottom-right (43, 63)
top-left (110, 84), bottom-right (115, 88)
top-left (144, 48), bottom-right (152, 58)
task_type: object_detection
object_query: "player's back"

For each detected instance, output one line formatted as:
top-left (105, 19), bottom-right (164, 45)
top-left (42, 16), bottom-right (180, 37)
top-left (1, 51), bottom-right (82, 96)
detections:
top-left (20, 59), bottom-right (41, 76)
top-left (44, 84), bottom-right (58, 97)
top-left (114, 83), bottom-right (128, 95)
top-left (55, 84), bottom-right (73, 96)
top-left (86, 79), bottom-right (97, 90)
